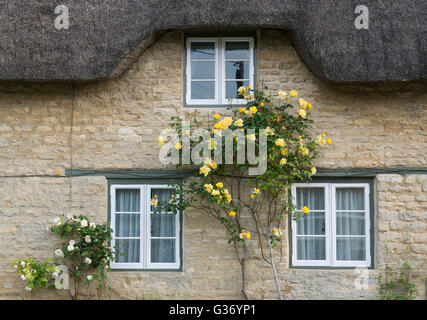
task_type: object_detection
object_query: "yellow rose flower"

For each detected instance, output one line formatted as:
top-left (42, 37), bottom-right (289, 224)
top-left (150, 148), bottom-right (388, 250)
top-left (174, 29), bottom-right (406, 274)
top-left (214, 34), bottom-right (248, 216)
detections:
top-left (216, 182), bottom-right (223, 188)
top-left (175, 142), bottom-right (182, 150)
top-left (307, 103), bottom-right (313, 110)
top-left (299, 99), bottom-right (308, 108)
top-left (266, 126), bottom-right (275, 135)
top-left (213, 114), bottom-right (221, 120)
top-left (157, 136), bottom-right (165, 146)
top-left (234, 119), bottom-right (244, 127)
top-left (238, 86), bottom-right (247, 96)
top-left (245, 232), bottom-right (251, 239)
top-left (327, 138), bottom-right (332, 144)
top-left (247, 134), bottom-right (256, 141)
top-left (204, 184), bottom-right (214, 193)
top-left (211, 162), bottom-right (218, 169)
top-left (322, 133), bottom-right (326, 137)
top-left (278, 90), bottom-right (288, 99)
top-left (239, 107), bottom-right (246, 113)
top-left (311, 167), bottom-right (317, 175)
top-left (249, 106), bottom-right (257, 114)
top-left (214, 123), bottom-right (222, 129)
top-left (290, 90), bottom-right (298, 97)
top-left (280, 158), bottom-right (287, 166)
top-left (199, 166), bottom-right (211, 176)
top-left (254, 188), bottom-right (260, 194)
top-left (211, 189), bottom-right (220, 196)
top-left (281, 148), bottom-right (287, 155)
top-left (298, 108), bottom-right (307, 118)
top-left (302, 206), bottom-right (309, 214)
top-left (260, 102), bottom-right (264, 107)
top-left (250, 194), bottom-right (255, 199)
top-left (275, 138), bottom-right (285, 148)
top-left (229, 211), bottom-right (236, 217)
top-left (299, 147), bottom-right (309, 155)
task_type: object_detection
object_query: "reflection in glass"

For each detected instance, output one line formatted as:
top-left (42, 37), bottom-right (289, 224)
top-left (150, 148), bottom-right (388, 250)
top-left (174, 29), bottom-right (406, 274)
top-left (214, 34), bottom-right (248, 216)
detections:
top-left (191, 81), bottom-right (215, 99)
top-left (226, 61), bottom-right (249, 79)
top-left (191, 42), bottom-right (215, 60)
top-left (225, 42), bottom-right (250, 60)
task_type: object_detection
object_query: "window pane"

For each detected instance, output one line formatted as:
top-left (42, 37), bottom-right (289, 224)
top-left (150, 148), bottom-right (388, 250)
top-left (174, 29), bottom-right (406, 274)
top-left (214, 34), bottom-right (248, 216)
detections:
top-left (191, 81), bottom-right (215, 99)
top-left (116, 189), bottom-right (140, 212)
top-left (336, 212), bottom-right (365, 235)
top-left (225, 80), bottom-right (250, 99)
top-left (151, 213), bottom-right (176, 237)
top-left (336, 188), bottom-right (364, 210)
top-left (115, 239), bottom-right (140, 263)
top-left (191, 42), bottom-right (215, 60)
top-left (115, 214), bottom-right (140, 237)
top-left (151, 239), bottom-right (176, 263)
top-left (296, 212), bottom-right (325, 235)
top-left (226, 61), bottom-right (249, 79)
top-left (337, 237), bottom-right (366, 261)
top-left (191, 61), bottom-right (215, 79)
top-left (225, 41), bottom-right (250, 60)
top-left (296, 237), bottom-right (325, 260)
top-left (295, 187), bottom-right (325, 210)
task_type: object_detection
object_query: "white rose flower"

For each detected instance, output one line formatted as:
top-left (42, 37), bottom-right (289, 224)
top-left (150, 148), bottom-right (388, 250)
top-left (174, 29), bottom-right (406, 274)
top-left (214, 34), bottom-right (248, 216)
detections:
top-left (87, 275), bottom-right (93, 281)
top-left (53, 217), bottom-right (60, 224)
top-left (14, 265), bottom-right (17, 269)
top-left (67, 245), bottom-right (75, 251)
top-left (20, 275), bottom-right (26, 280)
top-left (90, 222), bottom-right (96, 228)
top-left (25, 286), bottom-right (32, 292)
top-left (84, 257), bottom-right (92, 264)
top-left (84, 235), bottom-right (91, 243)
top-left (69, 239), bottom-right (75, 246)
top-left (80, 219), bottom-right (88, 227)
top-left (66, 213), bottom-right (73, 221)
top-left (54, 248), bottom-right (64, 258)
top-left (20, 261), bottom-right (25, 267)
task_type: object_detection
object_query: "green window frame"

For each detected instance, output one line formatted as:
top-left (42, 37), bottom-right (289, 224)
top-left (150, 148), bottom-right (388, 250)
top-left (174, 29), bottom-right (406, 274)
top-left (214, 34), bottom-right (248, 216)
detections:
top-left (107, 178), bottom-right (184, 272)
top-left (184, 30), bottom-right (258, 108)
top-left (289, 177), bottom-right (375, 269)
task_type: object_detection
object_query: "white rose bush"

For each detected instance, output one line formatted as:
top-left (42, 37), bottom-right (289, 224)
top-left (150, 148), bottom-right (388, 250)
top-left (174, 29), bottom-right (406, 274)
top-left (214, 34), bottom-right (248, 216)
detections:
top-left (13, 214), bottom-right (117, 299)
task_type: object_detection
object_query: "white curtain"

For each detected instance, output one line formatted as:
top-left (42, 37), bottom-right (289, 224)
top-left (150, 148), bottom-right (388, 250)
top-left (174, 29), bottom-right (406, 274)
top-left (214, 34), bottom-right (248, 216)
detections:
top-left (115, 189), bottom-right (140, 263)
top-left (296, 188), bottom-right (326, 260)
top-left (336, 188), bottom-right (366, 261)
top-left (150, 189), bottom-right (176, 263)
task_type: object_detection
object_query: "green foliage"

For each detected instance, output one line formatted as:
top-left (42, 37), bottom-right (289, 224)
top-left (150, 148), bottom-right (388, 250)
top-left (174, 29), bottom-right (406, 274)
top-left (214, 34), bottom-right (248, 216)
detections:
top-left (12, 258), bottom-right (57, 292)
top-left (378, 262), bottom-right (417, 300)
top-left (13, 215), bottom-right (117, 298)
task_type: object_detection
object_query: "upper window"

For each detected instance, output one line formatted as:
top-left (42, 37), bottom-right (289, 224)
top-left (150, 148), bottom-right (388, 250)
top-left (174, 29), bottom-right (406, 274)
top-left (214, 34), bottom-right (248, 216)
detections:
top-left (186, 37), bottom-right (255, 106)
top-left (291, 183), bottom-right (371, 267)
top-left (110, 184), bottom-right (180, 270)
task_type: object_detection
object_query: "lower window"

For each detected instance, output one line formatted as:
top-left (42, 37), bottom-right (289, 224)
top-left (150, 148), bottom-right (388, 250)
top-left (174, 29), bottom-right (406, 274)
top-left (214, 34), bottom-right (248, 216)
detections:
top-left (291, 183), bottom-right (371, 267)
top-left (110, 184), bottom-right (181, 270)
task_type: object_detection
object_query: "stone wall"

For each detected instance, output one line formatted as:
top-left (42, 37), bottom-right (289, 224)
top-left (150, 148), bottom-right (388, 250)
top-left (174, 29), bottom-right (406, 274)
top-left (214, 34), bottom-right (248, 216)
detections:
top-left (0, 30), bottom-right (425, 299)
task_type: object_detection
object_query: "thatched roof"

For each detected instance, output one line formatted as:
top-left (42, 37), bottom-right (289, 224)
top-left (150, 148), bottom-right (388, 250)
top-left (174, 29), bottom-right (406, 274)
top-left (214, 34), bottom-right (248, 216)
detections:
top-left (0, 0), bottom-right (425, 82)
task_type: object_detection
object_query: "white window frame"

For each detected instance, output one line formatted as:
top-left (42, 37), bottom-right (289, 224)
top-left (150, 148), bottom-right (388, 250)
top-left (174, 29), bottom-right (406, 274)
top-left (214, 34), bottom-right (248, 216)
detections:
top-left (291, 183), bottom-right (371, 268)
top-left (186, 37), bottom-right (254, 106)
top-left (110, 184), bottom-right (181, 270)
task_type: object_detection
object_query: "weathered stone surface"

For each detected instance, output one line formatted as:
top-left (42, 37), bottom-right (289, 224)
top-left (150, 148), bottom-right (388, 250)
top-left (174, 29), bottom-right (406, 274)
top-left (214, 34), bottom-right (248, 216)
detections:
top-left (0, 1), bottom-right (425, 82)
